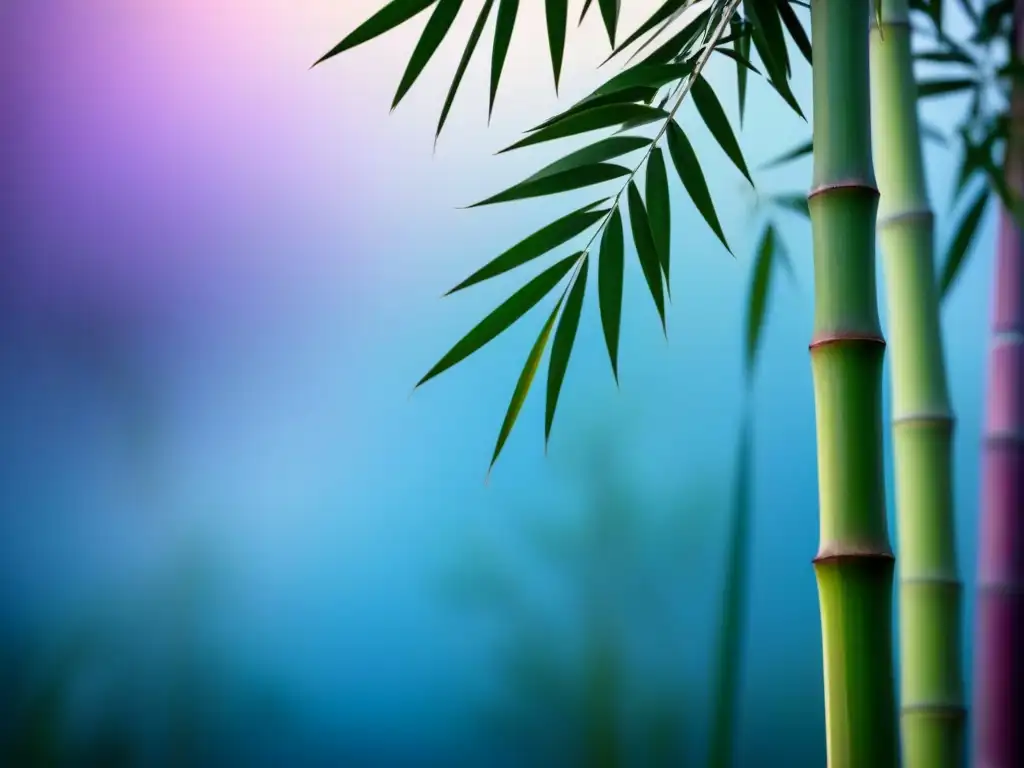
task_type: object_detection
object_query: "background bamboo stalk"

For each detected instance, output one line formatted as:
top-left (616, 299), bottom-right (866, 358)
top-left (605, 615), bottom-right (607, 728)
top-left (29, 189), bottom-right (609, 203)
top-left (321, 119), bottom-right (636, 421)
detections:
top-left (869, 1), bottom-right (964, 765)
top-left (808, 1), bottom-right (898, 765)
top-left (973, 5), bottom-right (1024, 763)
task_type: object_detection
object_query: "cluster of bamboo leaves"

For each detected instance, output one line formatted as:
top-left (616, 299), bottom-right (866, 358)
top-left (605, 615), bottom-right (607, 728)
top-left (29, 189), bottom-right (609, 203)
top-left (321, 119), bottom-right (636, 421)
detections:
top-left (314, 0), bottom-right (822, 472)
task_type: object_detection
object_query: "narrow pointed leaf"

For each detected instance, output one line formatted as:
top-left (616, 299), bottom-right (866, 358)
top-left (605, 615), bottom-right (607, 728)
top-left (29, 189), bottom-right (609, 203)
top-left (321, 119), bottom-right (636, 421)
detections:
top-left (447, 203), bottom-right (608, 293)
top-left (530, 88), bottom-right (658, 132)
top-left (744, 1), bottom-right (804, 118)
top-left (938, 185), bottom-right (990, 301)
top-left (313, 0), bottom-right (437, 66)
top-left (632, 7), bottom-right (710, 67)
top-left (691, 75), bottom-right (753, 185)
top-left (500, 104), bottom-right (668, 153)
top-left (714, 45), bottom-right (761, 76)
top-left (598, 209), bottom-right (625, 381)
top-left (490, 0), bottom-right (520, 117)
top-left (914, 49), bottom-right (975, 66)
top-left (732, 18), bottom-right (750, 124)
top-left (612, 0), bottom-right (690, 55)
top-left (758, 138), bottom-right (811, 170)
top-left (469, 163), bottom-right (631, 207)
top-left (545, 258), bottom-right (588, 443)
top-left (524, 136), bottom-right (652, 182)
top-left (417, 253), bottom-right (578, 388)
top-left (578, 0), bottom-right (595, 24)
top-left (588, 62), bottom-right (694, 100)
top-left (745, 224), bottom-right (775, 381)
top-left (393, 0), bottom-right (465, 110)
top-left (545, 0), bottom-right (569, 91)
top-left (489, 299), bottom-right (562, 470)
top-left (665, 121), bottom-right (730, 252)
top-left (646, 147), bottom-right (672, 284)
top-left (776, 0), bottom-right (811, 66)
top-left (597, 0), bottom-right (621, 47)
top-left (768, 193), bottom-right (809, 219)
top-left (437, 0), bottom-right (496, 140)
top-left (751, 0), bottom-right (790, 77)
top-left (917, 78), bottom-right (977, 98)
top-left (627, 182), bottom-right (667, 330)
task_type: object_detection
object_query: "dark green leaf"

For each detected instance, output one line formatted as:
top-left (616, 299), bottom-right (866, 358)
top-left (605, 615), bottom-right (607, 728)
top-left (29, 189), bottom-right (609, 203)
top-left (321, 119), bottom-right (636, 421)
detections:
top-left (665, 121), bottom-right (730, 253)
top-left (758, 138), bottom-right (811, 170)
top-left (776, 0), bottom-right (811, 66)
top-left (545, 258), bottom-right (588, 444)
top-left (588, 62), bottom-right (693, 100)
top-left (750, 0), bottom-right (790, 77)
top-left (938, 185), bottom-right (989, 301)
top-left (598, 209), bottom-right (625, 382)
top-left (597, 0), bottom-right (621, 47)
top-left (691, 75), bottom-right (753, 185)
top-left (917, 77), bottom-right (977, 98)
top-left (530, 88), bottom-right (659, 132)
top-left (914, 49), bottom-right (975, 66)
top-left (313, 0), bottom-right (437, 66)
top-left (744, 1), bottom-right (804, 118)
top-left (490, 0), bottom-right (520, 118)
top-left (447, 202), bottom-right (608, 293)
top-left (500, 104), bottom-right (668, 153)
top-left (578, 0), bottom-right (595, 25)
top-left (632, 8), bottom-right (711, 67)
top-left (732, 17), bottom-right (750, 125)
top-left (393, 0), bottom-right (465, 110)
top-left (525, 136), bottom-right (652, 182)
top-left (417, 253), bottom-right (579, 388)
top-left (715, 45), bottom-right (761, 77)
top-left (489, 298), bottom-right (562, 472)
top-left (646, 147), bottom-right (672, 287)
top-left (768, 193), bottom-right (809, 218)
top-left (437, 0), bottom-right (496, 140)
top-left (469, 163), bottom-right (631, 207)
top-left (613, 0), bottom-right (692, 57)
top-left (745, 224), bottom-right (775, 381)
top-left (627, 182), bottom-right (667, 331)
top-left (545, 0), bottom-right (569, 91)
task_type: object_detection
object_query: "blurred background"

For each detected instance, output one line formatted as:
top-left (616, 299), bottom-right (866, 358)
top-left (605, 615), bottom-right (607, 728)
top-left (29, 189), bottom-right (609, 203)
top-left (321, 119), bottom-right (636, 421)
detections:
top-left (0, 0), bottom-right (993, 765)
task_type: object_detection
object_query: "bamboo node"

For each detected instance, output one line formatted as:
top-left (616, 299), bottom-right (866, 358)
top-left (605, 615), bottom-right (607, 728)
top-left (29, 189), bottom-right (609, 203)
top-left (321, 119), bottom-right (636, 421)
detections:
top-left (813, 544), bottom-right (894, 565)
top-left (877, 209), bottom-right (933, 229)
top-left (807, 180), bottom-right (880, 200)
top-left (808, 332), bottom-right (885, 350)
top-left (891, 412), bottom-right (955, 429)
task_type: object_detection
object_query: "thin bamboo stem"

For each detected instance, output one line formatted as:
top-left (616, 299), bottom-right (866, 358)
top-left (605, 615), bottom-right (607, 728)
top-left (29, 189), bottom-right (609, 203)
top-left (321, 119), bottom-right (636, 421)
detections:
top-left (869, 2), bottom-right (964, 765)
top-left (808, 2), bottom-right (898, 766)
top-left (972, 5), bottom-right (1024, 765)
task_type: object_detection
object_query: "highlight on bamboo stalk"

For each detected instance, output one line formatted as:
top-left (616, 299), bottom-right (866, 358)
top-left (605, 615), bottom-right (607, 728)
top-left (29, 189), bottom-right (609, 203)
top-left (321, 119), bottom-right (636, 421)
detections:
top-left (312, 0), bottom-right (813, 473)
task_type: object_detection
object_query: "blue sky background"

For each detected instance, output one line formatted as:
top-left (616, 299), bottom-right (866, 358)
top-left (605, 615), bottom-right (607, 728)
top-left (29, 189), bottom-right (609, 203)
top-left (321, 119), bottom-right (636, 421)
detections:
top-left (0, 0), bottom-right (997, 763)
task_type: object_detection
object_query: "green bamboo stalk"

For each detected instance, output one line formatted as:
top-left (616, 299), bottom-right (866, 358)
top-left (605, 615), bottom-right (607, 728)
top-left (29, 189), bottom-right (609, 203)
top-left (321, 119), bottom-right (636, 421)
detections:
top-left (808, 2), bottom-right (898, 765)
top-left (869, 3), bottom-right (965, 765)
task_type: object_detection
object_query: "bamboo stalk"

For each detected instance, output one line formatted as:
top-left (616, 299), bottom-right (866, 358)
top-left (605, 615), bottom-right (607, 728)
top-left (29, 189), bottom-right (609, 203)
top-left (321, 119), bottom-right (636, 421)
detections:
top-left (869, 2), bottom-right (964, 765)
top-left (808, 2), bottom-right (898, 765)
top-left (973, 5), bottom-right (1024, 765)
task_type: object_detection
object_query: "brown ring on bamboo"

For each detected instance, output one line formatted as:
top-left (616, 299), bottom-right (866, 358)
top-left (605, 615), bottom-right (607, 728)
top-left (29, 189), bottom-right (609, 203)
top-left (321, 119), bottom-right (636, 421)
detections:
top-left (809, 332), bottom-right (886, 350)
top-left (892, 412), bottom-right (955, 429)
top-left (813, 550), bottom-right (894, 565)
top-left (807, 180), bottom-right (880, 200)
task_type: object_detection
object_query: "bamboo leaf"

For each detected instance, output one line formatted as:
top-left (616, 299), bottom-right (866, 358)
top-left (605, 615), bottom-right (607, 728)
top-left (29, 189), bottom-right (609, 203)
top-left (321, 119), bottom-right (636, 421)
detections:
top-left (588, 62), bottom-right (694, 100)
top-left (447, 202), bottom-right (608, 294)
top-left (500, 104), bottom-right (668, 153)
top-left (490, 0), bottom-right (519, 118)
top-left (525, 136), bottom-right (652, 182)
top-left (776, 0), bottom-right (812, 66)
top-left (743, 1), bottom-right (804, 118)
top-left (437, 0), bottom-right (496, 140)
top-left (632, 7), bottom-right (711, 67)
top-left (598, 209), bottom-right (625, 381)
top-left (914, 49), bottom-right (975, 66)
top-left (545, 0), bottom-right (569, 92)
top-left (312, 0), bottom-right (437, 66)
top-left (597, 0), bottom-right (621, 47)
top-left (489, 299), bottom-right (562, 472)
top-left (469, 163), bottom-right (631, 207)
top-left (758, 137), bottom-right (811, 170)
top-left (545, 258), bottom-right (588, 444)
top-left (732, 17), bottom-right (750, 125)
top-left (646, 147), bottom-right (672, 286)
top-left (938, 185), bottom-right (989, 301)
top-left (665, 121), bottom-right (730, 253)
top-left (715, 45), bottom-right (761, 76)
top-left (917, 77), bottom-right (977, 98)
top-left (578, 0), bottom-right (595, 24)
top-left (768, 193), bottom-right (809, 218)
top-left (417, 254), bottom-right (579, 388)
top-left (393, 0), bottom-right (465, 110)
top-left (627, 182), bottom-right (667, 331)
top-left (530, 88), bottom-right (659, 132)
top-left (612, 0), bottom-right (693, 57)
top-left (691, 74), bottom-right (753, 185)
top-left (745, 224), bottom-right (775, 381)
top-left (750, 0), bottom-right (790, 77)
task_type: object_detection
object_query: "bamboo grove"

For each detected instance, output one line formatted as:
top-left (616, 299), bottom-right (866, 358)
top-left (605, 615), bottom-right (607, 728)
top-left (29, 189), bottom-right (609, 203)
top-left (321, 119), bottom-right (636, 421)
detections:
top-left (312, 0), bottom-right (1022, 765)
